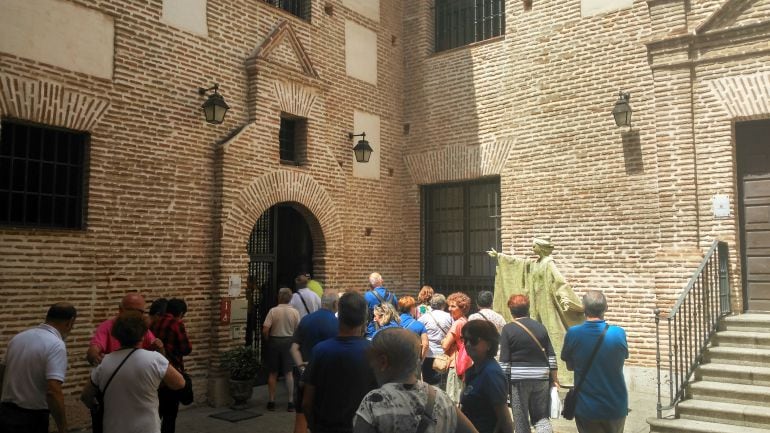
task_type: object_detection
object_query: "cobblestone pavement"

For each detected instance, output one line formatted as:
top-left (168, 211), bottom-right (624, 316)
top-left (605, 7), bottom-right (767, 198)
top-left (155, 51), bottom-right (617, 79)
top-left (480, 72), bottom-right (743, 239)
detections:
top-left (168, 383), bottom-right (654, 433)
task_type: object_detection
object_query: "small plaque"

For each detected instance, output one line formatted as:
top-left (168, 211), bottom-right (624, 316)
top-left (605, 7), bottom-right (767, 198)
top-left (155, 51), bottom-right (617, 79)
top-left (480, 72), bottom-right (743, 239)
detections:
top-left (712, 194), bottom-right (731, 218)
top-left (228, 275), bottom-right (242, 297)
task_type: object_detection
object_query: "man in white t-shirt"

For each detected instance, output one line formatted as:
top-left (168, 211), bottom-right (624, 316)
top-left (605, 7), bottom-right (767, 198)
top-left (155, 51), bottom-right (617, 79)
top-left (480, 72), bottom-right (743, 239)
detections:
top-left (289, 274), bottom-right (321, 319)
top-left (0, 303), bottom-right (77, 433)
top-left (264, 287), bottom-right (301, 411)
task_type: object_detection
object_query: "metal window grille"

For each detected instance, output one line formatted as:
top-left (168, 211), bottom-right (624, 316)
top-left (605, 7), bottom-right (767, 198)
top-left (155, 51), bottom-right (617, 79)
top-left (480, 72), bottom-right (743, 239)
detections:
top-left (435, 0), bottom-right (505, 52)
top-left (422, 178), bottom-right (501, 301)
top-left (263, 0), bottom-right (310, 20)
top-left (279, 117), bottom-right (297, 162)
top-left (0, 119), bottom-right (87, 229)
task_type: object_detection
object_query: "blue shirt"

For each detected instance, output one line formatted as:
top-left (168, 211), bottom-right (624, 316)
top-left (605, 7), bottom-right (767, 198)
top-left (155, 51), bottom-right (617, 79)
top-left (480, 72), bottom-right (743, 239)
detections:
top-left (399, 313), bottom-right (426, 335)
top-left (460, 358), bottom-right (508, 433)
top-left (561, 320), bottom-right (629, 420)
top-left (364, 287), bottom-right (398, 338)
top-left (307, 336), bottom-right (377, 432)
top-left (293, 309), bottom-right (339, 361)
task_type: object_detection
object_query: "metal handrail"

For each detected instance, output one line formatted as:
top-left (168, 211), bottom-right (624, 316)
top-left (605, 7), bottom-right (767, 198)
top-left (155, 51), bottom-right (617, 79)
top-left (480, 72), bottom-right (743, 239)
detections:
top-left (655, 240), bottom-right (731, 418)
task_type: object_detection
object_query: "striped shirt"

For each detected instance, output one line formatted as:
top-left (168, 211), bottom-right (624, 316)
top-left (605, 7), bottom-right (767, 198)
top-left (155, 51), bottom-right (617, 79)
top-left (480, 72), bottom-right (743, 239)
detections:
top-left (499, 317), bottom-right (557, 381)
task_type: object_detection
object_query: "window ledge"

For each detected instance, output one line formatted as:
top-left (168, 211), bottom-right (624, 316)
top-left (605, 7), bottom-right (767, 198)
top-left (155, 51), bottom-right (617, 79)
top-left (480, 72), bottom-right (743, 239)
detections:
top-left (430, 35), bottom-right (506, 58)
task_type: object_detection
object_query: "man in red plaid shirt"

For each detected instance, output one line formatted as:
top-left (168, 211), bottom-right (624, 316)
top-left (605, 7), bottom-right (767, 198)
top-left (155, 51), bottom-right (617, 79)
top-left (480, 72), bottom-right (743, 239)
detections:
top-left (150, 298), bottom-right (192, 433)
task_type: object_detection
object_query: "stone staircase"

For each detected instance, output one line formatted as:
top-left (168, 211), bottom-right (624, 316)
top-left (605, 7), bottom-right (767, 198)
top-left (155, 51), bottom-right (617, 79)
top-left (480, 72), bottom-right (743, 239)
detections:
top-left (648, 313), bottom-right (770, 433)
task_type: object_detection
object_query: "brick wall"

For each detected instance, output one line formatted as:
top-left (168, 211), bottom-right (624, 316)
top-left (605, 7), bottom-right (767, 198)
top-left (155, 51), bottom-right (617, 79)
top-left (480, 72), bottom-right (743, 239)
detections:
top-left (0, 0), bottom-right (406, 420)
top-left (1, 0), bottom-right (770, 422)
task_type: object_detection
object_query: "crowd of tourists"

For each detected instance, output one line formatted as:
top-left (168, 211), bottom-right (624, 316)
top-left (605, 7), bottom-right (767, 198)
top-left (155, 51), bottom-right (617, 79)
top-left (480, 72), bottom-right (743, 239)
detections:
top-left (0, 294), bottom-right (193, 433)
top-left (266, 272), bottom-right (629, 433)
top-left (0, 270), bottom-right (628, 433)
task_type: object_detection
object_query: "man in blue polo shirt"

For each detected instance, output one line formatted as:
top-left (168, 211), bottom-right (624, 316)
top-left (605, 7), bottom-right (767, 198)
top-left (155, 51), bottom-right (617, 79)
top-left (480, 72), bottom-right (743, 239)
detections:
top-left (290, 292), bottom-right (339, 433)
top-left (561, 290), bottom-right (628, 433)
top-left (302, 291), bottom-right (377, 433)
top-left (364, 272), bottom-right (398, 339)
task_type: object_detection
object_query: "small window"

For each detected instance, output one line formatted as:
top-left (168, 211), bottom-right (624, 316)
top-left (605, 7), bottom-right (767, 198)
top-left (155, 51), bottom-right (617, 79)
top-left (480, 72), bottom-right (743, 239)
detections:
top-left (263, 0), bottom-right (311, 20)
top-left (0, 119), bottom-right (88, 229)
top-left (435, 0), bottom-right (505, 52)
top-left (279, 115), bottom-right (308, 165)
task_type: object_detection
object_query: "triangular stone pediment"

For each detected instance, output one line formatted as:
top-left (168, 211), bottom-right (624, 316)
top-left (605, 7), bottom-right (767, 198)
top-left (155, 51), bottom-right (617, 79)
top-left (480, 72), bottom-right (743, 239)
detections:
top-left (697, 0), bottom-right (770, 34)
top-left (249, 21), bottom-right (319, 79)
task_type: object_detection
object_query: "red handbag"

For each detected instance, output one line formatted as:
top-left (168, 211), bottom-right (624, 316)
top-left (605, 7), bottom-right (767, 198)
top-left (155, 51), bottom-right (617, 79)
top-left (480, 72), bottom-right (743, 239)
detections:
top-left (455, 343), bottom-right (473, 376)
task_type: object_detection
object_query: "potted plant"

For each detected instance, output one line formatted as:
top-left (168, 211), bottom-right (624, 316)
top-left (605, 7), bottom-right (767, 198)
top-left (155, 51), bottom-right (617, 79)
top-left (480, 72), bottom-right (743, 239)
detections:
top-left (220, 345), bottom-right (260, 409)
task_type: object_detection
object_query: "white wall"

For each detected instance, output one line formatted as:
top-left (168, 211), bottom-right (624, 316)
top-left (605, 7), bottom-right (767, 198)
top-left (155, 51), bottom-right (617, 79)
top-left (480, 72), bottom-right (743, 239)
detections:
top-left (0, 0), bottom-right (114, 79)
top-left (345, 20), bottom-right (378, 86)
top-left (352, 111), bottom-right (380, 179)
top-left (161, 0), bottom-right (208, 36)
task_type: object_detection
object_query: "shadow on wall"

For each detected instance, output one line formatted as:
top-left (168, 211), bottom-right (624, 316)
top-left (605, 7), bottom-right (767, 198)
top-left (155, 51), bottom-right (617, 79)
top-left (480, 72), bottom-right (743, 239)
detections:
top-left (622, 129), bottom-right (643, 175)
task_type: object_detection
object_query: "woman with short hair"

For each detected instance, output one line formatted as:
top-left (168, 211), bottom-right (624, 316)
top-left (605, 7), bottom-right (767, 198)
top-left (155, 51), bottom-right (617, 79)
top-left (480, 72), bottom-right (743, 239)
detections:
top-left (397, 296), bottom-right (429, 360)
top-left (500, 294), bottom-right (557, 433)
top-left (353, 328), bottom-right (478, 433)
top-left (442, 291), bottom-right (471, 404)
top-left (81, 311), bottom-right (185, 433)
top-left (418, 294), bottom-right (454, 386)
top-left (460, 320), bottom-right (513, 433)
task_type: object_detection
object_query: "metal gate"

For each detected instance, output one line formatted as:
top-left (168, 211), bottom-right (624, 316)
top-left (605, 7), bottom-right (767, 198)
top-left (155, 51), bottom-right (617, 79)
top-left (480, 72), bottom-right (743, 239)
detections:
top-left (246, 208), bottom-right (276, 359)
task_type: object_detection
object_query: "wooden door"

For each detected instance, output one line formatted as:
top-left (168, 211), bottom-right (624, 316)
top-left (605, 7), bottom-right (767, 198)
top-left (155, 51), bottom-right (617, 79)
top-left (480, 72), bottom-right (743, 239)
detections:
top-left (738, 120), bottom-right (770, 311)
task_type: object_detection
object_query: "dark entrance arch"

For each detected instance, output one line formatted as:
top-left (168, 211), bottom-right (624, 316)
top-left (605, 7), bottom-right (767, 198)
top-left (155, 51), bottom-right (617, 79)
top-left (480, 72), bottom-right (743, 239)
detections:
top-left (245, 203), bottom-right (318, 355)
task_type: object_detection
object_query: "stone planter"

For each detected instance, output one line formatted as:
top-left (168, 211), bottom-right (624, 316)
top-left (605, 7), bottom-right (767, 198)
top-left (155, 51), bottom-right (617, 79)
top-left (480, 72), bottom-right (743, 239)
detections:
top-left (228, 378), bottom-right (254, 409)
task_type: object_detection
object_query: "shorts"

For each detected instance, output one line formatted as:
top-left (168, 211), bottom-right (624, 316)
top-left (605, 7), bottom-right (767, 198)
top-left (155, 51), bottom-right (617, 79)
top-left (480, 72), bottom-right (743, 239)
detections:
top-left (266, 336), bottom-right (294, 375)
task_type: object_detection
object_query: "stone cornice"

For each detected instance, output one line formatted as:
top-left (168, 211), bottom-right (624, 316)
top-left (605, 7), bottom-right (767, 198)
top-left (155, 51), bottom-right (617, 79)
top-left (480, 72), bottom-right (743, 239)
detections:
top-left (646, 21), bottom-right (770, 69)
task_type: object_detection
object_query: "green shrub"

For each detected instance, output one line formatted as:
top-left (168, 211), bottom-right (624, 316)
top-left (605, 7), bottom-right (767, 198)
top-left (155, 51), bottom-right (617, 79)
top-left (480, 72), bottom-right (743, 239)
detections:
top-left (220, 346), bottom-right (260, 381)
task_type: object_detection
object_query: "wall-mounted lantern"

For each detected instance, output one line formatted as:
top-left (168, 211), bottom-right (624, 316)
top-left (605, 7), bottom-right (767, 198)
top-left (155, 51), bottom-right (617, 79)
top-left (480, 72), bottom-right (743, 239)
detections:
top-left (612, 91), bottom-right (632, 127)
top-left (349, 132), bottom-right (373, 163)
top-left (199, 84), bottom-right (229, 124)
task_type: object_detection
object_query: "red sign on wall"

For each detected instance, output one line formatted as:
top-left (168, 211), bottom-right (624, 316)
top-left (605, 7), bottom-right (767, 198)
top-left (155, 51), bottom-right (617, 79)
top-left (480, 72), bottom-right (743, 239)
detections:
top-left (220, 298), bottom-right (231, 324)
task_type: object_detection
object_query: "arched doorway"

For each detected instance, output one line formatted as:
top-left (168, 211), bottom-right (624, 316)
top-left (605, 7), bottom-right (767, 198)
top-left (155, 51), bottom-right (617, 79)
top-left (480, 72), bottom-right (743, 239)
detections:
top-left (245, 203), bottom-right (320, 356)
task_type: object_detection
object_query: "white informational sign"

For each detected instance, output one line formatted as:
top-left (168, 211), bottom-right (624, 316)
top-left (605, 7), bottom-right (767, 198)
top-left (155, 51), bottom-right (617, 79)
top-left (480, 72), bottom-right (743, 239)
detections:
top-left (230, 323), bottom-right (246, 340)
top-left (228, 274), bottom-right (242, 297)
top-left (712, 194), bottom-right (731, 218)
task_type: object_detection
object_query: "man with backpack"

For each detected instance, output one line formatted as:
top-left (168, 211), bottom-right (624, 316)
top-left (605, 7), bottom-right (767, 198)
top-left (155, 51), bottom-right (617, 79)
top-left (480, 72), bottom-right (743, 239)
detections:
top-left (363, 273), bottom-right (398, 339)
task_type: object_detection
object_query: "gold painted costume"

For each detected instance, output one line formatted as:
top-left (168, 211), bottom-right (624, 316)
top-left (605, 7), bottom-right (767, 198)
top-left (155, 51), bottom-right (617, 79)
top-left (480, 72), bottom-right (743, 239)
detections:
top-left (489, 238), bottom-right (584, 386)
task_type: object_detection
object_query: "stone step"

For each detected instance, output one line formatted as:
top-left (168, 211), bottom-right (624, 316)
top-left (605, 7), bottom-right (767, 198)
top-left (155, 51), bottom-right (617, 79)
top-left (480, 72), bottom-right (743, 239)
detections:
top-left (687, 381), bottom-right (770, 405)
top-left (704, 345), bottom-right (770, 367)
top-left (648, 417), bottom-right (770, 433)
top-left (720, 314), bottom-right (770, 332)
top-left (712, 330), bottom-right (770, 348)
top-left (677, 398), bottom-right (770, 429)
top-left (695, 362), bottom-right (770, 387)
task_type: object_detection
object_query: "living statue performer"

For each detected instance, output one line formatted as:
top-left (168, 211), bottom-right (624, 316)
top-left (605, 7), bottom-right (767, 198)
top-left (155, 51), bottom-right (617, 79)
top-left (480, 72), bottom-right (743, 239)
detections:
top-left (488, 236), bottom-right (584, 386)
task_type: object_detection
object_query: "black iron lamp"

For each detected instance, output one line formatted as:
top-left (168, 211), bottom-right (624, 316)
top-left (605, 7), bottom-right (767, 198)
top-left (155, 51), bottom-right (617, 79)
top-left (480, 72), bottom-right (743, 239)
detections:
top-left (349, 132), bottom-right (373, 163)
top-left (198, 84), bottom-right (229, 124)
top-left (612, 91), bottom-right (632, 127)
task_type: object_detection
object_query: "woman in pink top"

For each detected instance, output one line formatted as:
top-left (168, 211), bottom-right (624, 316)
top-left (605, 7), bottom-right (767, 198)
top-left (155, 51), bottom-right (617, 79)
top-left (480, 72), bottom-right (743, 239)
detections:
top-left (441, 292), bottom-right (472, 404)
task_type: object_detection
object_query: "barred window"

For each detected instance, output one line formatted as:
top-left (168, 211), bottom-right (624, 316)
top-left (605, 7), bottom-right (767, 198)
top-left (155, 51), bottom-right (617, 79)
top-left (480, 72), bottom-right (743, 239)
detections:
top-left (435, 0), bottom-right (505, 52)
top-left (422, 178), bottom-right (501, 301)
top-left (263, 0), bottom-right (311, 20)
top-left (0, 119), bottom-right (88, 229)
